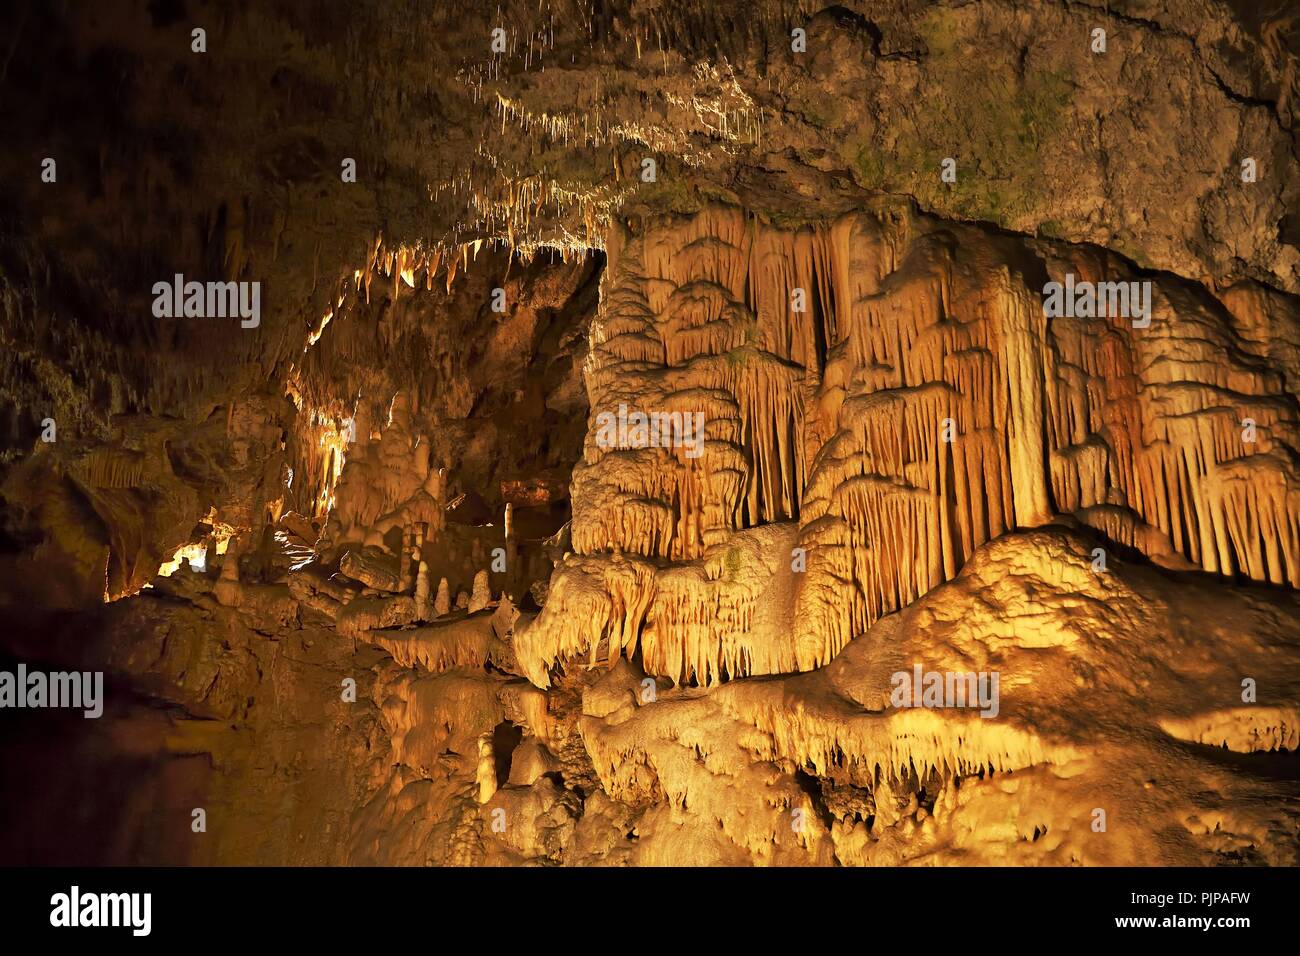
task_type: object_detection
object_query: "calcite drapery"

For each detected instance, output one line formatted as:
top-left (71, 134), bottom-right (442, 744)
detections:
top-left (520, 203), bottom-right (1300, 686)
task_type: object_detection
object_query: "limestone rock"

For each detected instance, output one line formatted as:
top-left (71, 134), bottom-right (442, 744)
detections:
top-left (340, 548), bottom-right (403, 593)
top-left (468, 570), bottom-right (491, 614)
top-left (414, 560), bottom-right (431, 616)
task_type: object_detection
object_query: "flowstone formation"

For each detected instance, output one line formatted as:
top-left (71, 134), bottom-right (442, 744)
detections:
top-left (521, 203), bottom-right (1300, 687)
top-left (1, 0), bottom-right (1298, 869)
top-left (571, 529), bottom-right (1300, 866)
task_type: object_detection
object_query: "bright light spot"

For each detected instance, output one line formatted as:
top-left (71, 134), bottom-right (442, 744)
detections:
top-left (157, 512), bottom-right (235, 578)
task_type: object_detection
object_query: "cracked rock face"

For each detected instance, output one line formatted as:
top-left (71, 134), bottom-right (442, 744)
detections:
top-left (0, 0), bottom-right (1298, 867)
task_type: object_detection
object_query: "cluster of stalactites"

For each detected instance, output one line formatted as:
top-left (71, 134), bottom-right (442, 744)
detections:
top-left (301, 226), bottom-right (602, 362)
top-left (1037, 272), bottom-right (1300, 587)
top-left (282, 403), bottom-right (353, 519)
top-left (795, 232), bottom-right (1300, 661)
top-left (534, 203), bottom-right (1300, 686)
top-left (794, 267), bottom-right (1065, 653)
top-left (717, 687), bottom-right (1081, 787)
top-left (573, 207), bottom-right (900, 565)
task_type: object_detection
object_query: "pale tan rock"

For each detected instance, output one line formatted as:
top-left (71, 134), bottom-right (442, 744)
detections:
top-left (528, 578), bottom-right (548, 608)
top-left (506, 738), bottom-right (559, 787)
top-left (468, 570), bottom-right (491, 614)
top-left (339, 548), bottom-right (402, 592)
top-left (335, 594), bottom-right (418, 638)
top-left (317, 389), bottom-right (449, 574)
top-left (277, 511), bottom-right (319, 546)
top-left (490, 594), bottom-right (518, 642)
top-left (358, 615), bottom-right (494, 673)
top-left (414, 560), bottom-right (431, 616)
top-left (476, 733), bottom-right (497, 804)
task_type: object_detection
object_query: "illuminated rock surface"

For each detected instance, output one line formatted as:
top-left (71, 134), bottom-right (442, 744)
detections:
top-left (0, 0), bottom-right (1297, 865)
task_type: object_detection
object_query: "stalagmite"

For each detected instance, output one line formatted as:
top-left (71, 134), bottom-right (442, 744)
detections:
top-left (469, 570), bottom-right (491, 613)
top-left (398, 525), bottom-right (420, 591)
top-left (415, 560), bottom-right (432, 617)
top-left (434, 577), bottom-right (451, 617)
top-left (478, 733), bottom-right (499, 801)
